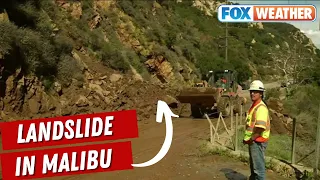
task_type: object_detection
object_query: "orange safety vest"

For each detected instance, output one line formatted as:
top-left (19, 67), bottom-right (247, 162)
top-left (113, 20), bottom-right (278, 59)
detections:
top-left (244, 100), bottom-right (271, 142)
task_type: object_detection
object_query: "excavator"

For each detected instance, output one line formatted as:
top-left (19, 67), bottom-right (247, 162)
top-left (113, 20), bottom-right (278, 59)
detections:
top-left (176, 69), bottom-right (246, 118)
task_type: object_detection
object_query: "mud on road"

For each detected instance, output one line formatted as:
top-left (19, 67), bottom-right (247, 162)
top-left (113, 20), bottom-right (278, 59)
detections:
top-left (39, 116), bottom-right (290, 180)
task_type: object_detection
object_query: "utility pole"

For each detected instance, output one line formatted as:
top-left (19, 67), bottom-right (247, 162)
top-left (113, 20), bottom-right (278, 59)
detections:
top-left (314, 104), bottom-right (320, 179)
top-left (225, 0), bottom-right (228, 62)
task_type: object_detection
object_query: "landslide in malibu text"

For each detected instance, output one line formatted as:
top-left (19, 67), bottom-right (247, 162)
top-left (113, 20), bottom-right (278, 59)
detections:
top-left (17, 116), bottom-right (114, 143)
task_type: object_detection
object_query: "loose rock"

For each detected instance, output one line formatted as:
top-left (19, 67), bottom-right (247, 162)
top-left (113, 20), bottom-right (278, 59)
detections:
top-left (109, 74), bottom-right (123, 82)
top-left (76, 95), bottom-right (90, 107)
top-left (28, 99), bottom-right (40, 114)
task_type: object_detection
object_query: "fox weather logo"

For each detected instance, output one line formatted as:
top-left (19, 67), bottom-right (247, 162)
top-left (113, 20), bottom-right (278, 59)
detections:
top-left (218, 5), bottom-right (254, 22)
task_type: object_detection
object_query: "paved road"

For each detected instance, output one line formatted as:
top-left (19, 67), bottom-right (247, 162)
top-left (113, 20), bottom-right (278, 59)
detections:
top-left (264, 81), bottom-right (281, 89)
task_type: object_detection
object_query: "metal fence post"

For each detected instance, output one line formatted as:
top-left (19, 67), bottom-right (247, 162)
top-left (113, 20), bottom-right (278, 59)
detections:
top-left (231, 104), bottom-right (234, 131)
top-left (235, 113), bottom-right (239, 151)
top-left (240, 105), bottom-right (243, 125)
top-left (291, 118), bottom-right (297, 165)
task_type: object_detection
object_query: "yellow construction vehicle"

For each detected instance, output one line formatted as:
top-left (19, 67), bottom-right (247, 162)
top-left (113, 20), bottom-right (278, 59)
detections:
top-left (176, 69), bottom-right (246, 118)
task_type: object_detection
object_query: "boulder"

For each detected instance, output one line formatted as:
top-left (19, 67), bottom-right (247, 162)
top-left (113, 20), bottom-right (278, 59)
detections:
top-left (28, 99), bottom-right (40, 114)
top-left (267, 97), bottom-right (284, 113)
top-left (162, 95), bottom-right (179, 108)
top-left (145, 56), bottom-right (174, 83)
top-left (130, 66), bottom-right (143, 82)
top-left (71, 2), bottom-right (82, 19)
top-left (54, 82), bottom-right (62, 95)
top-left (109, 74), bottom-right (123, 83)
top-left (76, 95), bottom-right (90, 107)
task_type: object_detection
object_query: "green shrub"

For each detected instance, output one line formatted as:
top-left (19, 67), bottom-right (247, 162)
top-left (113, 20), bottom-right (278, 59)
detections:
top-left (53, 34), bottom-right (74, 55)
top-left (56, 55), bottom-right (84, 86)
top-left (18, 28), bottom-right (56, 72)
top-left (0, 22), bottom-right (18, 56)
top-left (282, 85), bottom-right (320, 142)
top-left (265, 87), bottom-right (281, 100)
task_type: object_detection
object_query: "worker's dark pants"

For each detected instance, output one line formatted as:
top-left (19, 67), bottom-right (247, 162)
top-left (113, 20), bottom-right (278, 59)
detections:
top-left (248, 141), bottom-right (268, 180)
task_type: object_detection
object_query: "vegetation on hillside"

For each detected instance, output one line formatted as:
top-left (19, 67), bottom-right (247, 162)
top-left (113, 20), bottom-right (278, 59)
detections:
top-left (1, 0), bottom-right (320, 89)
top-left (117, 0), bottom-right (320, 82)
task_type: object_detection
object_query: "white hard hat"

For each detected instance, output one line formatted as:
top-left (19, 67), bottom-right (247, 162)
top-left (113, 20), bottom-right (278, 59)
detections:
top-left (249, 80), bottom-right (265, 91)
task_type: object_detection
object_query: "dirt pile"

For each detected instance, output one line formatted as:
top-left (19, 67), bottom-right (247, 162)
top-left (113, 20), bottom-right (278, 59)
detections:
top-left (264, 97), bottom-right (290, 135)
top-left (110, 80), bottom-right (180, 120)
top-left (269, 109), bottom-right (292, 135)
top-left (265, 97), bottom-right (292, 135)
top-left (267, 98), bottom-right (284, 113)
top-left (0, 48), bottom-right (182, 122)
top-left (267, 97), bottom-right (307, 138)
top-left (0, 70), bottom-right (57, 121)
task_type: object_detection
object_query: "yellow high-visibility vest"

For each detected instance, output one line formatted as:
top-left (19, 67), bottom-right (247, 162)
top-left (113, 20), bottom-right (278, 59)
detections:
top-left (243, 100), bottom-right (270, 142)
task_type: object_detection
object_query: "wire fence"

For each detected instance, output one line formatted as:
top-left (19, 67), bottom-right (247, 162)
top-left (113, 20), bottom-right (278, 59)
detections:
top-left (205, 103), bottom-right (320, 179)
top-left (290, 104), bottom-right (320, 180)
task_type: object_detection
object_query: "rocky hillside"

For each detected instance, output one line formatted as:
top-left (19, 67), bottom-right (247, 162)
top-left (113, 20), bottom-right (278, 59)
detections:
top-left (1, 0), bottom-right (320, 121)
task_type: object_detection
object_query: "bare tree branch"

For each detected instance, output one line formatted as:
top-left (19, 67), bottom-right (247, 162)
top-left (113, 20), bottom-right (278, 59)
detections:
top-left (270, 44), bottom-right (312, 85)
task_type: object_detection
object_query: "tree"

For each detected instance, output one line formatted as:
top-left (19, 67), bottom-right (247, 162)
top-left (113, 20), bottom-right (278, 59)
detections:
top-left (270, 44), bottom-right (313, 86)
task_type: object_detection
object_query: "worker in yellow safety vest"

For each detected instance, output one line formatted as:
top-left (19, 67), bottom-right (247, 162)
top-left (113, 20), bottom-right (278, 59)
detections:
top-left (243, 80), bottom-right (270, 180)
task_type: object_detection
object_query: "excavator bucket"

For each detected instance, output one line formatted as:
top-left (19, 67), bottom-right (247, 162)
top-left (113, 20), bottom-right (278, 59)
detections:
top-left (176, 87), bottom-right (220, 106)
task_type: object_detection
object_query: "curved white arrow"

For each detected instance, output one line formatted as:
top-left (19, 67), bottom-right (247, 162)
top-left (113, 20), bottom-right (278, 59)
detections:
top-left (131, 100), bottom-right (179, 167)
